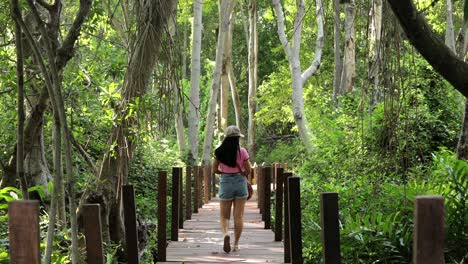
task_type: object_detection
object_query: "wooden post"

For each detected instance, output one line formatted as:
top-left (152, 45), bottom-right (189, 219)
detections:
top-left (122, 185), bottom-right (139, 264)
top-left (283, 172), bottom-right (292, 263)
top-left (176, 167), bottom-right (184, 229)
top-left (186, 166), bottom-right (192, 220)
top-left (263, 166), bottom-right (271, 229)
top-left (204, 164), bottom-right (210, 203)
top-left (212, 172), bottom-right (216, 198)
top-left (171, 167), bottom-right (180, 241)
top-left (193, 166), bottom-right (199, 213)
top-left (288, 177), bottom-right (303, 264)
top-left (83, 204), bottom-right (105, 264)
top-left (258, 165), bottom-right (263, 213)
top-left (157, 171), bottom-right (167, 262)
top-left (320, 192), bottom-right (341, 264)
top-left (198, 166), bottom-right (204, 207)
top-left (413, 196), bottom-right (445, 264)
top-left (8, 200), bottom-right (40, 264)
top-left (275, 167), bottom-right (284, 241)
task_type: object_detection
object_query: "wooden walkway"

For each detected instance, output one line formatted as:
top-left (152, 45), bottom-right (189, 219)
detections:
top-left (159, 194), bottom-right (284, 263)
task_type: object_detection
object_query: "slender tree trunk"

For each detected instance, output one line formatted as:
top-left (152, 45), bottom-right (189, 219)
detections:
top-left (95, 0), bottom-right (175, 249)
top-left (369, 0), bottom-right (383, 104)
top-left (272, 0), bottom-right (324, 151)
top-left (188, 0), bottom-right (203, 166)
top-left (247, 0), bottom-right (258, 159)
top-left (457, 102), bottom-right (468, 160)
top-left (332, 0), bottom-right (342, 103)
top-left (202, 0), bottom-right (234, 165)
top-left (340, 0), bottom-right (356, 93)
top-left (445, 0), bottom-right (455, 52)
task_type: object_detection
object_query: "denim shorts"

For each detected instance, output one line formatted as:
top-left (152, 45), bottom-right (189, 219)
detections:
top-left (218, 173), bottom-right (248, 201)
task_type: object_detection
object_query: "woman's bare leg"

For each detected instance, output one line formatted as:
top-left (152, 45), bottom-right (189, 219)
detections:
top-left (233, 198), bottom-right (247, 250)
top-left (220, 200), bottom-right (233, 252)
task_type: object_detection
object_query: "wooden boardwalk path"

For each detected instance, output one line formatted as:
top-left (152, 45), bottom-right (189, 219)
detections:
top-left (159, 194), bottom-right (284, 263)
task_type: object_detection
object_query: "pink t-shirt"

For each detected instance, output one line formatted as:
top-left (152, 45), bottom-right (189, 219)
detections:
top-left (217, 147), bottom-right (249, 174)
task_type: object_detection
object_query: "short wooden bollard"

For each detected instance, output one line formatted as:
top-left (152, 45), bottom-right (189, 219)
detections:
top-left (9, 200), bottom-right (40, 264)
top-left (263, 166), bottom-right (271, 229)
top-left (198, 166), bottom-right (204, 207)
top-left (274, 167), bottom-right (284, 241)
top-left (177, 167), bottom-right (184, 229)
top-left (83, 204), bottom-right (105, 264)
top-left (171, 167), bottom-right (181, 241)
top-left (283, 172), bottom-right (292, 263)
top-left (212, 172), bottom-right (216, 198)
top-left (185, 166), bottom-right (192, 220)
top-left (258, 166), bottom-right (264, 213)
top-left (204, 164), bottom-right (210, 203)
top-left (288, 177), bottom-right (303, 264)
top-left (122, 185), bottom-right (139, 263)
top-left (193, 166), bottom-right (199, 213)
top-left (320, 192), bottom-right (341, 264)
top-left (157, 171), bottom-right (167, 262)
top-left (413, 195), bottom-right (445, 264)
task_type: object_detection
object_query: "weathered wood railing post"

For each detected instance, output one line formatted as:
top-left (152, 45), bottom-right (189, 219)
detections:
top-left (283, 172), bottom-right (292, 263)
top-left (171, 167), bottom-right (181, 241)
top-left (288, 177), bottom-right (303, 264)
top-left (122, 184), bottom-right (139, 263)
top-left (258, 165), bottom-right (264, 213)
top-left (320, 192), bottom-right (341, 264)
top-left (198, 166), bottom-right (204, 207)
top-left (8, 200), bottom-right (40, 264)
top-left (203, 163), bottom-right (210, 203)
top-left (177, 167), bottom-right (184, 229)
top-left (193, 166), bottom-right (199, 213)
top-left (83, 204), bottom-right (105, 264)
top-left (157, 171), bottom-right (167, 262)
top-left (185, 166), bottom-right (192, 220)
top-left (275, 167), bottom-right (284, 241)
top-left (413, 195), bottom-right (444, 264)
top-left (263, 165), bottom-right (271, 229)
top-left (212, 170), bottom-right (216, 198)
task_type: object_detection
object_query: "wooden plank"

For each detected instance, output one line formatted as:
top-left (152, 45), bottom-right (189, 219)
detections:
top-left (186, 166), bottom-right (192, 220)
top-left (413, 195), bottom-right (444, 264)
top-left (158, 171), bottom-right (168, 262)
top-left (288, 177), bottom-right (302, 264)
top-left (275, 167), bottom-right (284, 241)
top-left (83, 204), bottom-right (105, 264)
top-left (122, 185), bottom-right (139, 264)
top-left (320, 192), bottom-right (341, 264)
top-left (162, 196), bottom-right (284, 263)
top-left (8, 200), bottom-right (40, 264)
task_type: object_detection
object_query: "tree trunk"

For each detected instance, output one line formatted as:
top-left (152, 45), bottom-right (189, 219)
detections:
top-left (457, 102), bottom-right (468, 160)
top-left (369, 0), bottom-right (383, 104)
top-left (386, 0), bottom-right (468, 97)
top-left (247, 0), bottom-right (258, 159)
top-left (95, 0), bottom-right (175, 249)
top-left (445, 0), bottom-right (455, 52)
top-left (188, 0), bottom-right (203, 166)
top-left (202, 0), bottom-right (234, 165)
top-left (332, 0), bottom-right (342, 103)
top-left (272, 0), bottom-right (324, 152)
top-left (340, 0), bottom-right (356, 93)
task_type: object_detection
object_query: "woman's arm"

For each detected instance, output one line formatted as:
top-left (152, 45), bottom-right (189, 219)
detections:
top-left (212, 159), bottom-right (222, 174)
top-left (242, 159), bottom-right (252, 177)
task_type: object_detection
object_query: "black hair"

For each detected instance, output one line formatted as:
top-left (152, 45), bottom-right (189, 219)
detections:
top-left (214, 136), bottom-right (240, 168)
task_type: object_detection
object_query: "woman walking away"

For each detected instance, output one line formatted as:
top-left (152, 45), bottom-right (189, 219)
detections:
top-left (213, 125), bottom-right (252, 253)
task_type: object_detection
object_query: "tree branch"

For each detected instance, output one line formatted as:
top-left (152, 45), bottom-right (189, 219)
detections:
top-left (69, 130), bottom-right (97, 175)
top-left (56, 0), bottom-right (93, 69)
top-left (0, 88), bottom-right (15, 95)
top-left (387, 0), bottom-right (468, 97)
top-left (272, 0), bottom-right (292, 58)
top-left (36, 0), bottom-right (53, 11)
top-left (292, 0), bottom-right (305, 55)
top-left (302, 0), bottom-right (324, 83)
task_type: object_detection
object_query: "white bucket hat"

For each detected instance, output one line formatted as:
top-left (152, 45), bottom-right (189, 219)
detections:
top-left (225, 125), bottom-right (244, 138)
